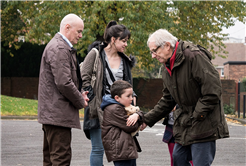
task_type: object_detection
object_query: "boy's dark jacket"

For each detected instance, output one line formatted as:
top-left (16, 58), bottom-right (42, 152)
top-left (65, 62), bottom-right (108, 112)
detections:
top-left (101, 95), bottom-right (143, 162)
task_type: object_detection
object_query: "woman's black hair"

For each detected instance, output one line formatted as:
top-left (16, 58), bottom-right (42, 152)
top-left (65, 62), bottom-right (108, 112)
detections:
top-left (103, 20), bottom-right (131, 44)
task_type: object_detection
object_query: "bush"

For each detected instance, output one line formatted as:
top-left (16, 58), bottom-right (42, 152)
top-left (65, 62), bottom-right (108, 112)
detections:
top-left (1, 41), bottom-right (85, 77)
top-left (241, 77), bottom-right (246, 92)
top-left (1, 42), bottom-right (45, 77)
top-left (223, 104), bottom-right (234, 115)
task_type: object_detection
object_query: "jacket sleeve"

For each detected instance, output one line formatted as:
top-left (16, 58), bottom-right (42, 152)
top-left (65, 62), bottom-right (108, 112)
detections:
top-left (191, 51), bottom-right (222, 120)
top-left (106, 105), bottom-right (140, 133)
top-left (81, 49), bottom-right (98, 88)
top-left (144, 85), bottom-right (176, 127)
top-left (49, 48), bottom-right (86, 109)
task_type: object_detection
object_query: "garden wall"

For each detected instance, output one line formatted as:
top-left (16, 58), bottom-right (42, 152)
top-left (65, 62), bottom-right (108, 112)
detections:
top-left (1, 77), bottom-right (237, 110)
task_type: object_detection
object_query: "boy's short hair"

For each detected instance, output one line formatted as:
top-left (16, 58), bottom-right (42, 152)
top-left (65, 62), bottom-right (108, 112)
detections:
top-left (110, 80), bottom-right (132, 98)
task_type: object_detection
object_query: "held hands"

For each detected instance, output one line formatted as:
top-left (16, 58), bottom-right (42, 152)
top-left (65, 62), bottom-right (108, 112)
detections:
top-left (82, 91), bottom-right (90, 107)
top-left (140, 123), bottom-right (147, 131)
top-left (126, 113), bottom-right (139, 126)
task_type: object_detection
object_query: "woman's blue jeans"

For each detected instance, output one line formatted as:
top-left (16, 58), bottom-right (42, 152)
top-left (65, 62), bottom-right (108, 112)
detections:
top-left (173, 141), bottom-right (216, 166)
top-left (90, 128), bottom-right (104, 166)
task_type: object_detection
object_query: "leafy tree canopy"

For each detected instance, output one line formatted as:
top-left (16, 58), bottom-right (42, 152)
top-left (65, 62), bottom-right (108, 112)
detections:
top-left (1, 1), bottom-right (26, 49)
top-left (1, 0), bottom-right (245, 77)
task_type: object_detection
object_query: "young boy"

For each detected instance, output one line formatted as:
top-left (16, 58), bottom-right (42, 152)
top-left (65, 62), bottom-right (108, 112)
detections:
top-left (100, 80), bottom-right (144, 166)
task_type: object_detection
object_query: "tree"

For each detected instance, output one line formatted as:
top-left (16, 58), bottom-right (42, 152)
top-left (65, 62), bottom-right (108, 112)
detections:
top-left (1, 1), bottom-right (26, 49)
top-left (2, 1), bottom-right (246, 78)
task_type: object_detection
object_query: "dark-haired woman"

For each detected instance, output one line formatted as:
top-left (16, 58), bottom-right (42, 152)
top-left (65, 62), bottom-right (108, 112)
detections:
top-left (81, 21), bottom-right (137, 166)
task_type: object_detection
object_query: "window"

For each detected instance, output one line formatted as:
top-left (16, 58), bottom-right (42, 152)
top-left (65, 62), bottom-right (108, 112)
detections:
top-left (221, 68), bottom-right (224, 77)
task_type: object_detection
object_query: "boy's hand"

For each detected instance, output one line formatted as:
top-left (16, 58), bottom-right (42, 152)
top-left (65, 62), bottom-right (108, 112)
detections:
top-left (126, 113), bottom-right (139, 126)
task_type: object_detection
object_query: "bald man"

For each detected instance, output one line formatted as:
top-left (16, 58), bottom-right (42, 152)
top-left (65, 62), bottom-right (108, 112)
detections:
top-left (38, 13), bottom-right (89, 166)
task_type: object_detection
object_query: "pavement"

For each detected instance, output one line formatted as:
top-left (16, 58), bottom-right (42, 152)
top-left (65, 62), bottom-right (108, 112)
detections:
top-left (225, 116), bottom-right (246, 125)
top-left (1, 116), bottom-right (246, 166)
top-left (2, 115), bottom-right (246, 125)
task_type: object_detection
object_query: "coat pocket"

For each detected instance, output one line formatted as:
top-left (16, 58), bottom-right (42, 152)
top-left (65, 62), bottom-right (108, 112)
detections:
top-left (190, 117), bottom-right (215, 140)
top-left (173, 107), bottom-right (193, 139)
top-left (174, 107), bottom-right (192, 128)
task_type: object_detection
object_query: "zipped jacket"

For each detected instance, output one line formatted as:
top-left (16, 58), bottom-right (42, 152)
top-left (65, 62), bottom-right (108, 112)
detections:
top-left (144, 40), bottom-right (229, 146)
top-left (38, 33), bottom-right (86, 129)
top-left (100, 95), bottom-right (143, 162)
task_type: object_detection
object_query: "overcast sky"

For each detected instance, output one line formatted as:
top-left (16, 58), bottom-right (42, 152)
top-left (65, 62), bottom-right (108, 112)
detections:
top-left (222, 20), bottom-right (245, 41)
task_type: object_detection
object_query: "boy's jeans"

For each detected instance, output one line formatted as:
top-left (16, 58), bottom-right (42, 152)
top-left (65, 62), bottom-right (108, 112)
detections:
top-left (173, 141), bottom-right (216, 166)
top-left (90, 128), bottom-right (104, 166)
top-left (113, 159), bottom-right (136, 166)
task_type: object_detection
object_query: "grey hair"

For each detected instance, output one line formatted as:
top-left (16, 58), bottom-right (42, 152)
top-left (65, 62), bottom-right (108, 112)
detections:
top-left (147, 29), bottom-right (178, 48)
top-left (60, 13), bottom-right (83, 31)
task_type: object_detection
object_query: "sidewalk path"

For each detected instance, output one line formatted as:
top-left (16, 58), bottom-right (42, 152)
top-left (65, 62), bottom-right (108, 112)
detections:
top-left (1, 120), bottom-right (246, 166)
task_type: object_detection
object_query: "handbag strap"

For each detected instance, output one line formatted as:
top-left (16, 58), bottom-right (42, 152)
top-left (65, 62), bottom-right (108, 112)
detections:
top-left (91, 48), bottom-right (99, 74)
top-left (90, 48), bottom-right (99, 88)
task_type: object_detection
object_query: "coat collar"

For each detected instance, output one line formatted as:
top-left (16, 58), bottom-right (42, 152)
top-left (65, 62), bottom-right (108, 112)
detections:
top-left (172, 40), bottom-right (185, 68)
top-left (165, 41), bottom-right (179, 76)
top-left (55, 33), bottom-right (76, 54)
top-left (58, 32), bottom-right (73, 48)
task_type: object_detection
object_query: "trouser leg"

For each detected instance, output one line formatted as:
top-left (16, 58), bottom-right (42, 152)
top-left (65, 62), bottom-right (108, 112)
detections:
top-left (190, 141), bottom-right (216, 166)
top-left (168, 142), bottom-right (175, 166)
top-left (113, 159), bottom-right (136, 166)
top-left (42, 124), bottom-right (72, 166)
top-left (90, 128), bottom-right (104, 166)
top-left (42, 126), bottom-right (52, 166)
top-left (173, 143), bottom-right (192, 166)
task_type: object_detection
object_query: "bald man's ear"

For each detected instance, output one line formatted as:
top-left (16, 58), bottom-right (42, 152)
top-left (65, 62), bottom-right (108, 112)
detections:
top-left (65, 24), bottom-right (71, 31)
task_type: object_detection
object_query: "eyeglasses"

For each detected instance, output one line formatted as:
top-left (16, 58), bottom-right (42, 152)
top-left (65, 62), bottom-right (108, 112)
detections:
top-left (150, 45), bottom-right (161, 55)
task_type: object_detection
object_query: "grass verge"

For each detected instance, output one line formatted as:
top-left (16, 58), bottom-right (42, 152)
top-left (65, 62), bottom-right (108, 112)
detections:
top-left (1, 95), bottom-right (84, 117)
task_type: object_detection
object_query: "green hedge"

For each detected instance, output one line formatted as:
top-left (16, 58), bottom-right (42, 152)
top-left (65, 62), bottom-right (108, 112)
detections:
top-left (1, 42), bottom-right (85, 77)
top-left (1, 42), bottom-right (45, 77)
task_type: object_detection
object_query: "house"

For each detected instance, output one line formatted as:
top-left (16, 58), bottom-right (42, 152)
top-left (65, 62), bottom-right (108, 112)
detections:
top-left (211, 37), bottom-right (246, 82)
top-left (211, 37), bottom-right (246, 114)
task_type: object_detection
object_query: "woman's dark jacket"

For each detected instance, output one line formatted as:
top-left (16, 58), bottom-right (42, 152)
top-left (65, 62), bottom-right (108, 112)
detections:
top-left (81, 42), bottom-right (136, 138)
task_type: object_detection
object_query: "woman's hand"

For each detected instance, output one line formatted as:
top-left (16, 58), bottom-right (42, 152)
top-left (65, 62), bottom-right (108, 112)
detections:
top-left (126, 113), bottom-right (139, 126)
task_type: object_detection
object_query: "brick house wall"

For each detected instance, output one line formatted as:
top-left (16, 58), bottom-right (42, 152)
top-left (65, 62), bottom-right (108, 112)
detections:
top-left (212, 43), bottom-right (246, 80)
top-left (223, 62), bottom-right (246, 82)
top-left (212, 43), bottom-right (246, 66)
top-left (221, 80), bottom-right (236, 109)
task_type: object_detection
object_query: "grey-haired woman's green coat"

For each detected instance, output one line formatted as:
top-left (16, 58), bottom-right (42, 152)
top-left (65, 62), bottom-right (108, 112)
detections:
top-left (144, 40), bottom-right (229, 146)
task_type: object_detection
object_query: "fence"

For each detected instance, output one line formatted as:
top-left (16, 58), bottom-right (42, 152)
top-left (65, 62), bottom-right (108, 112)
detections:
top-left (1, 77), bottom-right (239, 112)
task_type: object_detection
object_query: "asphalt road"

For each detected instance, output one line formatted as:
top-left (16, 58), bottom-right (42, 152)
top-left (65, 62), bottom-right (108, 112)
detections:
top-left (1, 120), bottom-right (245, 166)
